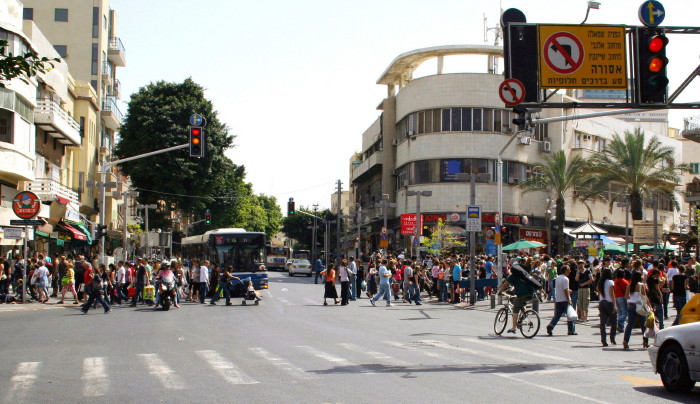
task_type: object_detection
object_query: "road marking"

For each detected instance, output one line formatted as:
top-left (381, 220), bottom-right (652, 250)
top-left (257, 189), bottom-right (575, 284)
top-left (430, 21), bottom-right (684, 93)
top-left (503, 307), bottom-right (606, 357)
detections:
top-left (419, 340), bottom-right (510, 363)
top-left (297, 345), bottom-right (373, 373)
top-left (6, 362), bottom-right (40, 402)
top-left (464, 338), bottom-right (571, 362)
top-left (265, 290), bottom-right (274, 298)
top-left (617, 375), bottom-right (663, 386)
top-left (195, 350), bottom-right (259, 385)
top-left (497, 374), bottom-right (610, 404)
top-left (138, 354), bottom-right (185, 389)
top-left (338, 343), bottom-right (409, 366)
top-left (82, 357), bottom-right (109, 396)
top-left (277, 298), bottom-right (291, 305)
top-left (387, 341), bottom-right (450, 360)
top-left (249, 347), bottom-right (312, 380)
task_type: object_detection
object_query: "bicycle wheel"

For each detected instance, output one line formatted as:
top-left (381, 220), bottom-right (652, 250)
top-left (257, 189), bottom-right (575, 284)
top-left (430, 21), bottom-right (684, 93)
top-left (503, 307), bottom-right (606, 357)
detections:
top-left (494, 307), bottom-right (509, 335)
top-left (519, 309), bottom-right (540, 338)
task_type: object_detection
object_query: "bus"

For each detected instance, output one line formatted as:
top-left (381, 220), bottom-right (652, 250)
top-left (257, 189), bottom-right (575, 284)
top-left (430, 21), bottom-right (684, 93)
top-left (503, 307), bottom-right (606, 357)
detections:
top-left (266, 245), bottom-right (290, 270)
top-left (292, 249), bottom-right (311, 260)
top-left (181, 228), bottom-right (267, 273)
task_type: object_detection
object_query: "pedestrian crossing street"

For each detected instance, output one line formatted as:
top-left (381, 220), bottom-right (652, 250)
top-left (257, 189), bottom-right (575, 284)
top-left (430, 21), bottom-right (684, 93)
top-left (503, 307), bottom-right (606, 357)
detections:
top-left (2, 335), bottom-right (647, 401)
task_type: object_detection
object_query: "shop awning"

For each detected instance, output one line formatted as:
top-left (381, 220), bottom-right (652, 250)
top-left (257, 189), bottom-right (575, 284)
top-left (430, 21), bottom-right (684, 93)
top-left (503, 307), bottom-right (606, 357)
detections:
top-left (58, 221), bottom-right (87, 241)
top-left (64, 220), bottom-right (93, 244)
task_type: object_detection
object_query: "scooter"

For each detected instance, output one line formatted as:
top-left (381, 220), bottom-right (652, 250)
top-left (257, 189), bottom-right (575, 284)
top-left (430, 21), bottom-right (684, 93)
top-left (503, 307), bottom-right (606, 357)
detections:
top-left (159, 279), bottom-right (177, 311)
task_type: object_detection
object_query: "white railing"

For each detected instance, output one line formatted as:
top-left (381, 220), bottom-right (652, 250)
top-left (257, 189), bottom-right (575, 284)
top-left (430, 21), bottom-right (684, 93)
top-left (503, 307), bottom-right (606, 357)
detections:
top-left (34, 99), bottom-right (81, 144)
top-left (25, 178), bottom-right (80, 205)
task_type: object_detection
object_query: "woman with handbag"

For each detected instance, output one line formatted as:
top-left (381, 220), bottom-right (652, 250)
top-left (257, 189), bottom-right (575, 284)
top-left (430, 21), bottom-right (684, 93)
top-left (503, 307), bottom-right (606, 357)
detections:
top-left (58, 261), bottom-right (80, 305)
top-left (623, 271), bottom-right (650, 350)
top-left (320, 264), bottom-right (338, 306)
top-left (596, 268), bottom-right (617, 346)
top-left (647, 269), bottom-right (665, 330)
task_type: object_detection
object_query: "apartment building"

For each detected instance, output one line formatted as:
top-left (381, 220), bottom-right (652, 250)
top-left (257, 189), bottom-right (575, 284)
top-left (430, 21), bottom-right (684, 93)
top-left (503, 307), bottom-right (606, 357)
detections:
top-left (349, 44), bottom-right (682, 255)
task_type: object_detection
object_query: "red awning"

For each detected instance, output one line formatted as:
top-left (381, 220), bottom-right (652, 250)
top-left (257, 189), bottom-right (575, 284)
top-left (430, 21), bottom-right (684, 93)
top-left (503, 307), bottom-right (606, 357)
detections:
top-left (58, 221), bottom-right (87, 241)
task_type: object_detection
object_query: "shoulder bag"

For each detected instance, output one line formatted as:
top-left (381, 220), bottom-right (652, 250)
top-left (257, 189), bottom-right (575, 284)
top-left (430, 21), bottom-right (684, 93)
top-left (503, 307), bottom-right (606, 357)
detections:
top-left (636, 283), bottom-right (652, 316)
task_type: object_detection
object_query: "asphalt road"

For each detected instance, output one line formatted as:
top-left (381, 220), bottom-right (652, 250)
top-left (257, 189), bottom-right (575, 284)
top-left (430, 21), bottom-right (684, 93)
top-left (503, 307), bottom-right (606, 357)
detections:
top-left (0, 271), bottom-right (697, 404)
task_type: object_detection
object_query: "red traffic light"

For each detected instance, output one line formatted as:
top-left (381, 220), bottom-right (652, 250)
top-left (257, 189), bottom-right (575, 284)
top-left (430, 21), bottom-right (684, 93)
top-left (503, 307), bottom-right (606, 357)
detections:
top-left (647, 35), bottom-right (667, 53)
top-left (191, 128), bottom-right (201, 136)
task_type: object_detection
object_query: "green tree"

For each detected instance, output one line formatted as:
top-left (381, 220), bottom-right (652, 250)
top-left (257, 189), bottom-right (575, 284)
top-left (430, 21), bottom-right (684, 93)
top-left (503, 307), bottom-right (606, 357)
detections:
top-left (518, 150), bottom-right (589, 255)
top-left (0, 40), bottom-right (59, 87)
top-left (424, 218), bottom-right (465, 257)
top-left (281, 208), bottom-right (337, 251)
top-left (114, 78), bottom-right (236, 227)
top-left (586, 129), bottom-right (687, 221)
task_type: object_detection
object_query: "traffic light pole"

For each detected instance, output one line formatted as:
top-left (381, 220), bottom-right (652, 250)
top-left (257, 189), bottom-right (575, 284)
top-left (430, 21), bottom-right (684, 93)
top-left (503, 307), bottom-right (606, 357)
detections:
top-left (99, 143), bottom-right (188, 264)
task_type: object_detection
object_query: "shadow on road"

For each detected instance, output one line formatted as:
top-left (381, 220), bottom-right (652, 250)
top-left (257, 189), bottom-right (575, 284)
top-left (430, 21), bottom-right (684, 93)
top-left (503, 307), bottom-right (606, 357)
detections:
top-left (632, 386), bottom-right (700, 403)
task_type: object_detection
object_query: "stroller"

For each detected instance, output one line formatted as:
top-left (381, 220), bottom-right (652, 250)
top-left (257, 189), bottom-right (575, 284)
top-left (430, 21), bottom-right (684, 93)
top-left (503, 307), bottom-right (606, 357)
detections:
top-left (228, 277), bottom-right (262, 306)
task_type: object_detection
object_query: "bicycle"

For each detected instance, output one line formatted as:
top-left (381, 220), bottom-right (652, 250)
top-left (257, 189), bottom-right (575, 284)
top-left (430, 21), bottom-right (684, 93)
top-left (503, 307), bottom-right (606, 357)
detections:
top-left (493, 293), bottom-right (541, 338)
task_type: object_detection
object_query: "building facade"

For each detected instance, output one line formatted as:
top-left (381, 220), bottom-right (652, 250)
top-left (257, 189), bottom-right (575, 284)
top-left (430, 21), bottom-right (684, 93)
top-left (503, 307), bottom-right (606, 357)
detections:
top-left (350, 45), bottom-right (681, 256)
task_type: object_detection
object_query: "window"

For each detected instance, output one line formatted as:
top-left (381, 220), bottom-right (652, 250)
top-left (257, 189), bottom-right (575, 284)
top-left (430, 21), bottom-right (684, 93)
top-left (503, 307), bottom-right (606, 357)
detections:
top-left (440, 159), bottom-right (463, 182)
top-left (472, 108), bottom-right (482, 131)
top-left (418, 111), bottom-right (425, 134)
top-left (441, 109), bottom-right (450, 132)
top-left (91, 44), bottom-right (98, 75)
top-left (79, 117), bottom-right (85, 138)
top-left (691, 163), bottom-right (700, 174)
top-left (494, 110), bottom-right (502, 133)
top-left (484, 109), bottom-right (493, 132)
top-left (450, 108), bottom-right (462, 131)
top-left (432, 109), bottom-right (441, 132)
top-left (23, 8), bottom-right (33, 20)
top-left (461, 108), bottom-right (472, 131)
top-left (0, 109), bottom-right (13, 143)
top-left (90, 80), bottom-right (97, 91)
top-left (55, 8), bottom-right (68, 22)
top-left (53, 45), bottom-right (67, 58)
top-left (410, 160), bottom-right (431, 184)
top-left (92, 7), bottom-right (99, 38)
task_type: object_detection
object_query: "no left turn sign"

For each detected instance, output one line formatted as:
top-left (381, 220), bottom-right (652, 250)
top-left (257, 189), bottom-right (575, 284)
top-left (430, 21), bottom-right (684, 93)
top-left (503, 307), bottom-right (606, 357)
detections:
top-left (543, 32), bottom-right (584, 74)
top-left (498, 78), bottom-right (526, 106)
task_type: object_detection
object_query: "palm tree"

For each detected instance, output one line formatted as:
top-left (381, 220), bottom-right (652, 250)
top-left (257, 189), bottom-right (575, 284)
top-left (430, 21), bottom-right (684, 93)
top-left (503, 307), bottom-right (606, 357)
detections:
top-left (519, 150), bottom-right (590, 255)
top-left (586, 129), bottom-right (687, 221)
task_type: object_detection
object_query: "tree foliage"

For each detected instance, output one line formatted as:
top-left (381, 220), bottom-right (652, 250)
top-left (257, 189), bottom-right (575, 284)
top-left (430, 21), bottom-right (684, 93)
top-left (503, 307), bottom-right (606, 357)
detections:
top-left (281, 207), bottom-right (337, 250)
top-left (0, 40), bottom-right (60, 87)
top-left (424, 218), bottom-right (465, 257)
top-left (114, 78), bottom-right (281, 237)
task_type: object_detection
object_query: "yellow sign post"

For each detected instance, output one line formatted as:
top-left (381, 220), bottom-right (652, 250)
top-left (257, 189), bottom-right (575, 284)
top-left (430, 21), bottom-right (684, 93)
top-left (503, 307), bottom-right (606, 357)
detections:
top-left (538, 24), bottom-right (627, 89)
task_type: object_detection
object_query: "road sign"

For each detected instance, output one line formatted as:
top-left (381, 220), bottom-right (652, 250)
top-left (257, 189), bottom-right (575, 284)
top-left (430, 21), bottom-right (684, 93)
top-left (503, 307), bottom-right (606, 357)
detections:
top-left (498, 78), bottom-right (526, 106)
top-left (12, 191), bottom-right (41, 219)
top-left (466, 206), bottom-right (481, 233)
top-left (189, 113), bottom-right (204, 126)
top-left (639, 1), bottom-right (665, 28)
top-left (10, 219), bottom-right (44, 226)
top-left (3, 227), bottom-right (22, 239)
top-left (633, 220), bottom-right (663, 244)
top-left (538, 25), bottom-right (627, 89)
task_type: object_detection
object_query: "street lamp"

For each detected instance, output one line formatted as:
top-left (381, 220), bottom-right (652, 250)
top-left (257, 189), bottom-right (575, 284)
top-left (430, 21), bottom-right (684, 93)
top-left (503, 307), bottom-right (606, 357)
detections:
top-left (406, 190), bottom-right (432, 259)
top-left (616, 194), bottom-right (631, 256)
top-left (545, 198), bottom-right (555, 256)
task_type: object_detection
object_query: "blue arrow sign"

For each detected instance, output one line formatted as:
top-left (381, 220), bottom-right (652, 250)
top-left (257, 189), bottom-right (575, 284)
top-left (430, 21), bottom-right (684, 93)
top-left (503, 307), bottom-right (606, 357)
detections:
top-left (189, 113), bottom-right (204, 126)
top-left (638, 1), bottom-right (665, 28)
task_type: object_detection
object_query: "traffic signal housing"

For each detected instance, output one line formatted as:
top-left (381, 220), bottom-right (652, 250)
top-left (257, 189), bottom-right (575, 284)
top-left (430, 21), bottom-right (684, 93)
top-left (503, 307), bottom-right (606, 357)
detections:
top-left (287, 199), bottom-right (295, 215)
top-left (635, 28), bottom-right (669, 104)
top-left (205, 209), bottom-right (211, 224)
top-left (189, 126), bottom-right (205, 157)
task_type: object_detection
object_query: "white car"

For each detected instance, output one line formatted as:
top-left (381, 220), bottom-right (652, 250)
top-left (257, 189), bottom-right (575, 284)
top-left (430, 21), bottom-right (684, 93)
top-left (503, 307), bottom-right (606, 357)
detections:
top-left (648, 321), bottom-right (700, 393)
top-left (287, 259), bottom-right (312, 277)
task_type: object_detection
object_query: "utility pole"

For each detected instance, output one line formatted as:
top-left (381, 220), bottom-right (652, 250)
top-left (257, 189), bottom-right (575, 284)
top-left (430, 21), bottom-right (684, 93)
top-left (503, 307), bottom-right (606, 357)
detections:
top-left (136, 204), bottom-right (157, 258)
top-left (375, 194), bottom-right (395, 255)
top-left (456, 172), bottom-right (489, 305)
top-left (311, 204), bottom-right (319, 263)
top-left (114, 190), bottom-right (139, 263)
top-left (356, 204), bottom-right (361, 258)
top-left (406, 190), bottom-right (432, 260)
top-left (336, 180), bottom-right (342, 264)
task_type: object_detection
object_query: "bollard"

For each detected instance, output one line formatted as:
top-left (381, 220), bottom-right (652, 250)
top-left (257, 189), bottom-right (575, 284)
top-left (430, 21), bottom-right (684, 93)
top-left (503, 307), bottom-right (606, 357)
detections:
top-left (532, 296), bottom-right (540, 313)
top-left (490, 294), bottom-right (496, 309)
top-left (498, 294), bottom-right (503, 305)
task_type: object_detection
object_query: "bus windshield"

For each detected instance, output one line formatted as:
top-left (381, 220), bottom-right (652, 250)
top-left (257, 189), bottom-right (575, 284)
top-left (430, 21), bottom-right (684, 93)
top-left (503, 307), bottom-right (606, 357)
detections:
top-left (210, 233), bottom-right (266, 271)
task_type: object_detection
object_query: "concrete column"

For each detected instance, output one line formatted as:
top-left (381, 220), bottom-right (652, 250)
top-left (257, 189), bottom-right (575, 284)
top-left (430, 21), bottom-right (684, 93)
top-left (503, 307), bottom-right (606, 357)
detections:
top-left (381, 97), bottom-right (397, 204)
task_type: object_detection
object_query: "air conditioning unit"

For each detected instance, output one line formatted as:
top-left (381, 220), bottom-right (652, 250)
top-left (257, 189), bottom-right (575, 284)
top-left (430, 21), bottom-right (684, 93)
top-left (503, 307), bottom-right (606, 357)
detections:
top-left (541, 141), bottom-right (552, 153)
top-left (391, 139), bottom-right (400, 146)
top-left (518, 136), bottom-right (531, 145)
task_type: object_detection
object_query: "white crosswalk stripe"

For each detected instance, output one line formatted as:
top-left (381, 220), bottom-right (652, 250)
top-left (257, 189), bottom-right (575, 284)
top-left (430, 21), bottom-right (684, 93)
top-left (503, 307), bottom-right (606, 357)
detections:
top-left (463, 338), bottom-right (572, 362)
top-left (138, 353), bottom-right (186, 389)
top-left (249, 347), bottom-right (312, 380)
top-left (82, 357), bottom-right (109, 397)
top-left (387, 341), bottom-right (451, 361)
top-left (418, 339), bottom-right (510, 363)
top-left (338, 343), bottom-right (410, 367)
top-left (195, 350), bottom-right (259, 385)
top-left (6, 362), bottom-right (40, 402)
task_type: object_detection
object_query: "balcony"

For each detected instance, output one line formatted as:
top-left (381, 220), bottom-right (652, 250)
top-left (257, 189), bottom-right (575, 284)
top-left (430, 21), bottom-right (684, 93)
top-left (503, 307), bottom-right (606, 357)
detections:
top-left (113, 78), bottom-right (121, 99)
top-left (108, 37), bottom-right (126, 67)
top-left (33, 99), bottom-right (81, 145)
top-left (101, 61), bottom-right (112, 84)
top-left (351, 151), bottom-right (383, 183)
top-left (101, 96), bottom-right (123, 130)
top-left (25, 178), bottom-right (80, 206)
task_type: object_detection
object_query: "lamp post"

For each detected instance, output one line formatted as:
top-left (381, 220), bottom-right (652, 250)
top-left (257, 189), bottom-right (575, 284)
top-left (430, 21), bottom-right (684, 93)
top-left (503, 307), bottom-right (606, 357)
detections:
top-left (616, 194), bottom-right (630, 256)
top-left (545, 198), bottom-right (554, 256)
top-left (136, 204), bottom-right (157, 258)
top-left (406, 190), bottom-right (432, 260)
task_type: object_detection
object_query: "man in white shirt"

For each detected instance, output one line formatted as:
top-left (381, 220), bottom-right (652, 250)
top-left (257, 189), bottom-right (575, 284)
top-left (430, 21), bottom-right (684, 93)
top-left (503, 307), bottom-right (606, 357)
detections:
top-left (114, 261), bottom-right (127, 306)
top-left (348, 257), bottom-right (358, 301)
top-left (198, 260), bottom-right (210, 304)
top-left (546, 265), bottom-right (577, 336)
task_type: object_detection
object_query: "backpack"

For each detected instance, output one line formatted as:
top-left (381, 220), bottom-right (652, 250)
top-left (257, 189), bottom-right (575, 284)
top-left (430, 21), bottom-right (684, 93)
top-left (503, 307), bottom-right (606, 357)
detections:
top-left (510, 264), bottom-right (543, 290)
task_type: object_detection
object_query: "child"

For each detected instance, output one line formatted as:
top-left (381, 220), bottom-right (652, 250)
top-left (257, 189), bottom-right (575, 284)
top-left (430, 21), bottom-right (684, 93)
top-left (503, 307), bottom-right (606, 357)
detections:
top-left (247, 281), bottom-right (262, 302)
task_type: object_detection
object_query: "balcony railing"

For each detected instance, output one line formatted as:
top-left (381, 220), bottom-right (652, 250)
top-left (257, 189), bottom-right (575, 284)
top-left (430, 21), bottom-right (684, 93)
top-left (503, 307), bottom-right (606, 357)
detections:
top-left (25, 178), bottom-right (80, 206)
top-left (113, 78), bottom-right (121, 98)
top-left (101, 96), bottom-right (123, 129)
top-left (102, 61), bottom-right (112, 79)
top-left (108, 37), bottom-right (126, 67)
top-left (34, 98), bottom-right (81, 145)
top-left (351, 151), bottom-right (383, 182)
top-left (109, 37), bottom-right (125, 53)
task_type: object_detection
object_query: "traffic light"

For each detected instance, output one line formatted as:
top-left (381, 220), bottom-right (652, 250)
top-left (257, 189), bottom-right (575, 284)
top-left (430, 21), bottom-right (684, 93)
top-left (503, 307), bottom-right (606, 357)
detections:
top-left (95, 224), bottom-right (107, 240)
top-left (189, 126), bottom-right (205, 157)
top-left (635, 28), bottom-right (669, 104)
top-left (287, 198), bottom-right (295, 215)
top-left (205, 209), bottom-right (211, 224)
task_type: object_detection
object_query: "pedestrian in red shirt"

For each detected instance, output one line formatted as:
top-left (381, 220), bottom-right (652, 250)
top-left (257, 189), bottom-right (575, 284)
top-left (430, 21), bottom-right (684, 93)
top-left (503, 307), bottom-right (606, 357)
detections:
top-left (613, 270), bottom-right (630, 333)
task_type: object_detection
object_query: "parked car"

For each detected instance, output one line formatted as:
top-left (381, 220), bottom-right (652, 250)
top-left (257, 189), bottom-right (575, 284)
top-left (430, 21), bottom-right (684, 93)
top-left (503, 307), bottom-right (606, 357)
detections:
top-left (287, 259), bottom-right (312, 277)
top-left (680, 294), bottom-right (700, 325)
top-left (648, 321), bottom-right (700, 393)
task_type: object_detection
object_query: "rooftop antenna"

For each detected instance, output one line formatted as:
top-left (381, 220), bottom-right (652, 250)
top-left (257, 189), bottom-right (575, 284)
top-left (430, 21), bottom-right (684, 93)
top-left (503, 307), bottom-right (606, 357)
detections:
top-left (484, 5), bottom-right (503, 74)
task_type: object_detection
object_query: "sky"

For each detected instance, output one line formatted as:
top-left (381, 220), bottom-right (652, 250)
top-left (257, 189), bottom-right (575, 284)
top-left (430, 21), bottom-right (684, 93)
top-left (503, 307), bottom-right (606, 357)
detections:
top-left (111, 0), bottom-right (700, 212)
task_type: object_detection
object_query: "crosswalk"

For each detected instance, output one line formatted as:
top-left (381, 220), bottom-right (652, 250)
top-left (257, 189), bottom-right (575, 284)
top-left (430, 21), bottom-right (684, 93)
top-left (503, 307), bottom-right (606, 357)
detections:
top-left (1, 336), bottom-right (627, 400)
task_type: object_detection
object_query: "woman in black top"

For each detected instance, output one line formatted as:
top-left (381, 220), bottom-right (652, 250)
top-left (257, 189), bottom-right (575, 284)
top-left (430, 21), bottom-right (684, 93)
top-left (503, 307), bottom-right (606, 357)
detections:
top-left (646, 269), bottom-right (664, 330)
top-left (671, 266), bottom-right (688, 326)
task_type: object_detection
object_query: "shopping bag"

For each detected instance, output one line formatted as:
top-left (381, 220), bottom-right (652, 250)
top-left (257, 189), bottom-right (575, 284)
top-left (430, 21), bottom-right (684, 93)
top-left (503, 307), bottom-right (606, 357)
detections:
top-left (645, 312), bottom-right (656, 329)
top-left (361, 280), bottom-right (367, 292)
top-left (566, 305), bottom-right (578, 322)
top-left (143, 285), bottom-right (155, 300)
top-left (636, 294), bottom-right (652, 316)
top-left (127, 287), bottom-right (136, 298)
top-left (644, 320), bottom-right (659, 339)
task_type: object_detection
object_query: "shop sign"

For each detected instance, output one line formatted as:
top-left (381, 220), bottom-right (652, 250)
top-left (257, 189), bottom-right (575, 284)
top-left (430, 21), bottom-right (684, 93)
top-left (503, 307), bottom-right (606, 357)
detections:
top-left (400, 214), bottom-right (424, 235)
top-left (481, 213), bottom-right (521, 224)
top-left (520, 228), bottom-right (547, 245)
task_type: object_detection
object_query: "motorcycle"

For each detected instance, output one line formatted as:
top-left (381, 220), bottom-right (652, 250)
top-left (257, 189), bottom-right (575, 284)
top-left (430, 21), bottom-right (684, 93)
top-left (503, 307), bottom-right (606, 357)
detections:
top-left (159, 279), bottom-right (177, 311)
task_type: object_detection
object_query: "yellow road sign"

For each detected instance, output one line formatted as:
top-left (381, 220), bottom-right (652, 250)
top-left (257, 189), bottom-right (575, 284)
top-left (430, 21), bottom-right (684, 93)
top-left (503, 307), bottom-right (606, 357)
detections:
top-left (538, 24), bottom-right (627, 89)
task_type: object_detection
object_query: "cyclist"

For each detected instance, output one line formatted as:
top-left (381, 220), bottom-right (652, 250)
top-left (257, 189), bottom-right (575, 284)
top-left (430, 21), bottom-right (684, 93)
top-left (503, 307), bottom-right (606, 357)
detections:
top-left (497, 269), bottom-right (537, 334)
